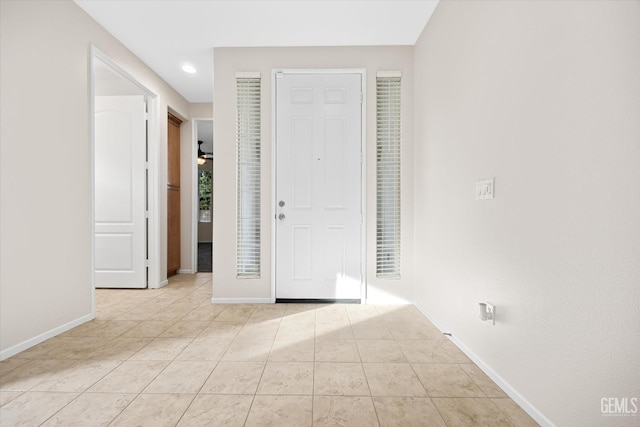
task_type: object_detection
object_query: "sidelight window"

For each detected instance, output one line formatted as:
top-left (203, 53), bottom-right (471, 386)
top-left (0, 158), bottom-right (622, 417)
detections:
top-left (236, 73), bottom-right (262, 278)
top-left (376, 72), bottom-right (402, 279)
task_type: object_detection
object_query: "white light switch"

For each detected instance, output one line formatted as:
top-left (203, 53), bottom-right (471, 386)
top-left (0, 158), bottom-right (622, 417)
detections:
top-left (476, 178), bottom-right (494, 200)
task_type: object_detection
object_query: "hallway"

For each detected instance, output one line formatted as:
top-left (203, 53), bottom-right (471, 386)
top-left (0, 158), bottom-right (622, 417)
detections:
top-left (0, 274), bottom-right (536, 426)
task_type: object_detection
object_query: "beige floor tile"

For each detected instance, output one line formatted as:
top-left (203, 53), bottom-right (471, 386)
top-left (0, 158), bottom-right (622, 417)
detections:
top-left (59, 320), bottom-right (102, 337)
top-left (215, 307), bottom-right (254, 322)
top-left (432, 397), bottom-right (513, 427)
top-left (282, 303), bottom-right (317, 314)
top-left (113, 306), bottom-right (160, 321)
top-left (4, 276), bottom-right (520, 426)
top-left (316, 310), bottom-right (350, 323)
top-left (438, 340), bottom-right (473, 363)
top-left (314, 362), bottom-right (370, 396)
top-left (222, 338), bottom-right (273, 361)
top-left (362, 363), bottom-right (427, 397)
top-left (40, 392), bottom-right (136, 427)
top-left (0, 391), bottom-right (23, 407)
top-left (89, 360), bottom-right (169, 393)
top-left (200, 361), bottom-right (265, 394)
top-left (176, 336), bottom-right (232, 361)
top-left (316, 321), bottom-right (354, 340)
top-left (459, 364), bottom-right (508, 398)
top-left (109, 393), bottom-right (195, 427)
top-left (64, 320), bottom-right (140, 338)
top-left (6, 339), bottom-right (62, 360)
top-left (180, 305), bottom-right (225, 321)
top-left (281, 310), bottom-right (317, 323)
top-left (248, 307), bottom-right (285, 322)
top-left (413, 364), bottom-right (485, 398)
top-left (45, 337), bottom-right (109, 359)
top-left (375, 306), bottom-right (427, 323)
top-left (397, 340), bottom-right (455, 364)
top-left (357, 340), bottom-right (408, 363)
top-left (257, 362), bottom-right (314, 395)
top-left (237, 321), bottom-right (281, 341)
top-left (159, 320), bottom-right (210, 337)
top-left (387, 323), bottom-right (443, 340)
top-left (245, 395), bottom-right (312, 427)
top-left (30, 359), bottom-right (120, 392)
top-left (313, 396), bottom-right (379, 426)
top-left (85, 337), bottom-right (152, 360)
top-left (269, 338), bottom-right (315, 362)
top-left (129, 337), bottom-right (193, 360)
top-left (315, 339), bottom-right (360, 362)
top-left (0, 358), bottom-right (31, 377)
top-left (199, 322), bottom-right (243, 340)
top-left (0, 359), bottom-right (76, 391)
top-left (95, 306), bottom-right (128, 320)
top-left (352, 323), bottom-right (394, 340)
top-left (491, 398), bottom-right (539, 427)
top-left (120, 320), bottom-right (174, 337)
top-left (373, 396), bottom-right (446, 426)
top-left (346, 306), bottom-right (383, 323)
top-left (144, 360), bottom-right (217, 393)
top-left (276, 321), bottom-right (316, 340)
top-left (177, 394), bottom-right (253, 426)
top-left (148, 306), bottom-right (195, 321)
top-left (0, 391), bottom-right (78, 426)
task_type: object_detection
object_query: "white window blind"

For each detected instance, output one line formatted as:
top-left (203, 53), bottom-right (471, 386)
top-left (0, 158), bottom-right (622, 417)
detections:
top-left (236, 74), bottom-right (261, 278)
top-left (376, 73), bottom-right (401, 279)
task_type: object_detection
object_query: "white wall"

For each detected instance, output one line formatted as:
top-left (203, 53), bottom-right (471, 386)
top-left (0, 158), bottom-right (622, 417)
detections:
top-left (213, 46), bottom-right (414, 303)
top-left (0, 0), bottom-right (189, 358)
top-left (413, 1), bottom-right (640, 425)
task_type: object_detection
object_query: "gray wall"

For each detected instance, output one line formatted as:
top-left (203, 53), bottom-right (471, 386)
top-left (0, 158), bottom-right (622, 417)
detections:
top-left (413, 1), bottom-right (640, 425)
top-left (0, 0), bottom-right (189, 357)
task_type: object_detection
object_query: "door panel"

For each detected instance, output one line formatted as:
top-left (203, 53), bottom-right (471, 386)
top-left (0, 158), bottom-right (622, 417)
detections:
top-left (95, 95), bottom-right (146, 288)
top-left (275, 73), bottom-right (362, 300)
top-left (167, 114), bottom-right (182, 276)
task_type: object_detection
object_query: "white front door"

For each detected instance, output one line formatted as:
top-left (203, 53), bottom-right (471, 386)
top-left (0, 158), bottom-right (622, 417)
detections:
top-left (94, 95), bottom-right (147, 288)
top-left (275, 72), bottom-right (363, 300)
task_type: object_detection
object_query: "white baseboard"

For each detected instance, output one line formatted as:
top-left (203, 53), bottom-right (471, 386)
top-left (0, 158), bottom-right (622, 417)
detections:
top-left (177, 269), bottom-right (194, 274)
top-left (211, 297), bottom-right (274, 304)
top-left (414, 302), bottom-right (554, 427)
top-left (0, 313), bottom-right (94, 361)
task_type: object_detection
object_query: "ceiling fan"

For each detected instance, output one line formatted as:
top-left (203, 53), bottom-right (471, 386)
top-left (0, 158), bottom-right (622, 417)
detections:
top-left (197, 140), bottom-right (213, 165)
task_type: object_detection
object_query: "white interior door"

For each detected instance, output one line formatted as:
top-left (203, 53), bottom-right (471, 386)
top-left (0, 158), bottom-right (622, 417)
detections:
top-left (95, 95), bottom-right (147, 288)
top-left (275, 72), bottom-right (362, 300)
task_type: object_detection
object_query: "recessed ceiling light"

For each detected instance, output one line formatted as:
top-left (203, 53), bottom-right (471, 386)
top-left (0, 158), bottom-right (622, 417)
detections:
top-left (182, 64), bottom-right (197, 74)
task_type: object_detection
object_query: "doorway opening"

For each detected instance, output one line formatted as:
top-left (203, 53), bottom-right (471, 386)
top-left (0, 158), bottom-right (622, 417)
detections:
top-left (193, 119), bottom-right (214, 272)
top-left (90, 46), bottom-right (160, 299)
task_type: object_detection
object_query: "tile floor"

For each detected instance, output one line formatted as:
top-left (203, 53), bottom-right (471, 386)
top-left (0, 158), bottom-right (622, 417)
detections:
top-left (0, 273), bottom-right (538, 426)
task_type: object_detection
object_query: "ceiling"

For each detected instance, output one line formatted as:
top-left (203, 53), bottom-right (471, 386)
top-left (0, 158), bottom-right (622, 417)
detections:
top-left (75, 0), bottom-right (439, 103)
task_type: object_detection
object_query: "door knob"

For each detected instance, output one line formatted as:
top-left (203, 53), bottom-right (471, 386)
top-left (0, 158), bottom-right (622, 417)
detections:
top-left (279, 200), bottom-right (285, 207)
top-left (278, 213), bottom-right (285, 220)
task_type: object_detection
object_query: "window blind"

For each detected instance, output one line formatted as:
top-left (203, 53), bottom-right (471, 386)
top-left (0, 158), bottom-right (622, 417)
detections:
top-left (236, 74), bottom-right (261, 278)
top-left (376, 73), bottom-right (401, 279)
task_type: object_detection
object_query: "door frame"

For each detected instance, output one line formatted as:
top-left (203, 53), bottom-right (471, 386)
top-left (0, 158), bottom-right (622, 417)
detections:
top-left (89, 46), bottom-right (161, 310)
top-left (270, 68), bottom-right (367, 302)
top-left (191, 118), bottom-right (214, 273)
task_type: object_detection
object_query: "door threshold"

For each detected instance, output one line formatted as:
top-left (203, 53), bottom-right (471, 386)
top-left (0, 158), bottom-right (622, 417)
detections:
top-left (276, 298), bottom-right (361, 304)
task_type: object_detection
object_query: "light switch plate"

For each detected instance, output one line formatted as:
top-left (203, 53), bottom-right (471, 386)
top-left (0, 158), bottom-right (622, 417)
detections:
top-left (476, 178), bottom-right (494, 200)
